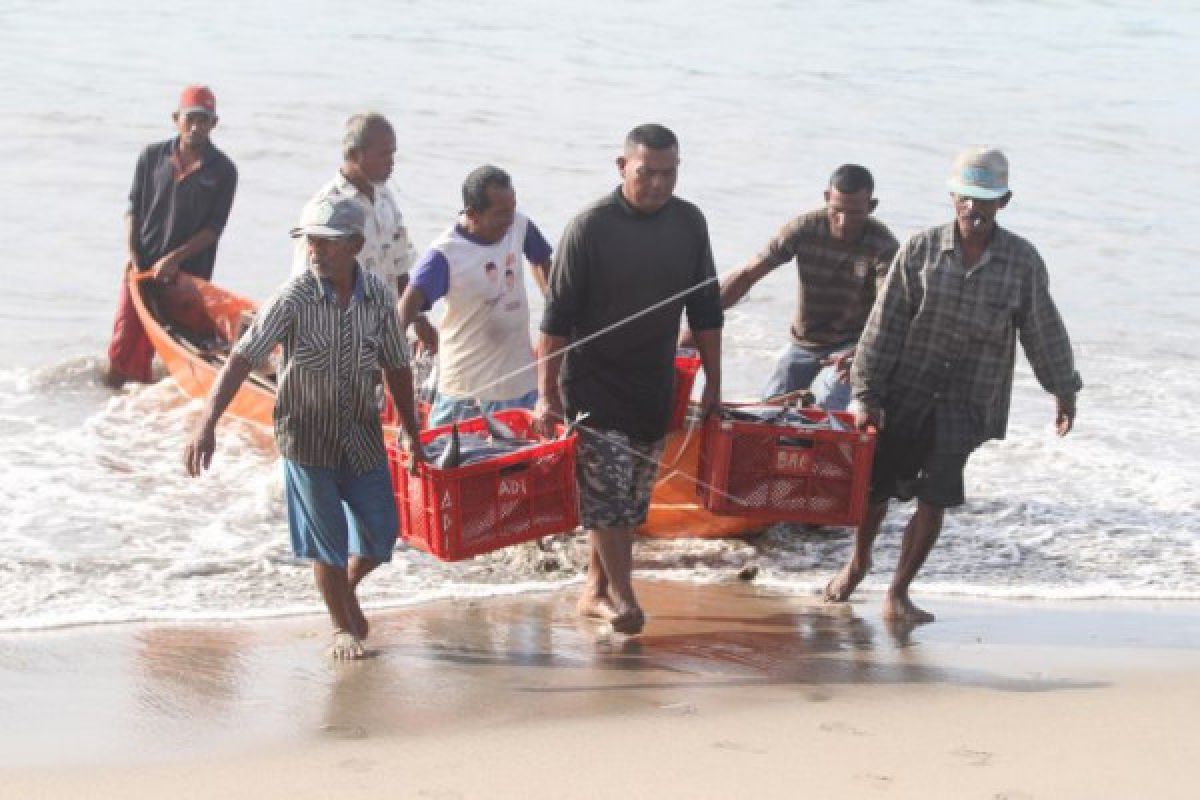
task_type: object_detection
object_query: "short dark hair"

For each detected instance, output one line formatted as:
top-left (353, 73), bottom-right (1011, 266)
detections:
top-left (462, 165), bottom-right (512, 213)
top-left (625, 123), bottom-right (678, 151)
top-left (829, 164), bottom-right (874, 196)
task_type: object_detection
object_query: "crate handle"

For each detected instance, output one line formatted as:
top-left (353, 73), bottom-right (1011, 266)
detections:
top-left (776, 435), bottom-right (815, 449)
top-left (499, 462), bottom-right (530, 477)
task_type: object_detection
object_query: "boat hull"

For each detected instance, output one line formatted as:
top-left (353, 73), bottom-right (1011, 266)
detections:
top-left (128, 269), bottom-right (275, 427)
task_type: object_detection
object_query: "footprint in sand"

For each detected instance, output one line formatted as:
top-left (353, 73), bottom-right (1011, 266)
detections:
top-left (337, 757), bottom-right (376, 772)
top-left (320, 723), bottom-right (367, 740)
top-left (952, 746), bottom-right (994, 767)
top-left (712, 740), bottom-right (767, 755)
top-left (820, 721), bottom-right (869, 736)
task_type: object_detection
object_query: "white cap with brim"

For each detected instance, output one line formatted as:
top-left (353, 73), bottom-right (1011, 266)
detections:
top-left (289, 198), bottom-right (366, 238)
top-left (946, 147), bottom-right (1010, 200)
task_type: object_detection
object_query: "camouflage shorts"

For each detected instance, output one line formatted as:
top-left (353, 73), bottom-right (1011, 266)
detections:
top-left (575, 428), bottom-right (665, 530)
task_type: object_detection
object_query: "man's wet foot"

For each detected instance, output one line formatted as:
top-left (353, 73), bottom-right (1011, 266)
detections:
top-left (823, 559), bottom-right (871, 603)
top-left (882, 592), bottom-right (935, 624)
top-left (576, 592), bottom-right (618, 622)
top-left (610, 607), bottom-right (645, 635)
top-left (328, 630), bottom-right (366, 660)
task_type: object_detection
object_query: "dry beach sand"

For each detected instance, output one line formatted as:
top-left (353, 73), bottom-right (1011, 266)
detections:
top-left (2, 581), bottom-right (1198, 799)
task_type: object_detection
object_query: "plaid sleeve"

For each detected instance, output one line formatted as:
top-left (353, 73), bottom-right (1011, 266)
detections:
top-left (852, 237), bottom-right (920, 408)
top-left (232, 291), bottom-right (292, 367)
top-left (1017, 245), bottom-right (1082, 397)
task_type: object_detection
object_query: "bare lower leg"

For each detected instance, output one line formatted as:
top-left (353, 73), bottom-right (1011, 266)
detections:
top-left (824, 499), bottom-right (888, 602)
top-left (312, 562), bottom-right (364, 659)
top-left (576, 541), bottom-right (617, 621)
top-left (883, 500), bottom-right (944, 623)
top-left (345, 557), bottom-right (379, 640)
top-left (589, 526), bottom-right (644, 634)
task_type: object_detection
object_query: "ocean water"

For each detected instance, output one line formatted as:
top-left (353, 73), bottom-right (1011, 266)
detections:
top-left (1, 0), bottom-right (1197, 630)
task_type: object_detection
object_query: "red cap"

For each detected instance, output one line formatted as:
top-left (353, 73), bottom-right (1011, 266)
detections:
top-left (178, 85), bottom-right (216, 116)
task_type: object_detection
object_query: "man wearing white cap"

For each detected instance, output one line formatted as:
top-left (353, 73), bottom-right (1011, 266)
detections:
top-left (185, 197), bottom-right (425, 660)
top-left (826, 147), bottom-right (1082, 624)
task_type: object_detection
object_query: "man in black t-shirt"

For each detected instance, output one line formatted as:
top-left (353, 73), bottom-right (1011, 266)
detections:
top-left (537, 124), bottom-right (723, 635)
top-left (103, 85), bottom-right (238, 388)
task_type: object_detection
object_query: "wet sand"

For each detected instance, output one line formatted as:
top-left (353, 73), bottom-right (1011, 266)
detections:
top-left (2, 581), bottom-right (1198, 798)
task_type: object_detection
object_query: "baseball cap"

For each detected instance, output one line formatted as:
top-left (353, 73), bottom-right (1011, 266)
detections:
top-left (946, 147), bottom-right (1010, 200)
top-left (178, 85), bottom-right (217, 117)
top-left (290, 198), bottom-right (366, 238)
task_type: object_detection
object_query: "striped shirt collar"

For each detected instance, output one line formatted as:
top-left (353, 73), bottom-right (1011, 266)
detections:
top-left (300, 262), bottom-right (373, 305)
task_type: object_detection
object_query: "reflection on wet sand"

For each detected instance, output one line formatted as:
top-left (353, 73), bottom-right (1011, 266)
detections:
top-left (0, 582), bottom-right (1131, 767)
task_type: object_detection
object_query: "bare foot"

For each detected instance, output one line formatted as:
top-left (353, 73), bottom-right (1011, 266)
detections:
top-left (882, 591), bottom-right (935, 624)
top-left (101, 368), bottom-right (126, 390)
top-left (823, 558), bottom-right (871, 603)
top-left (328, 630), bottom-right (366, 660)
top-left (610, 607), bottom-right (646, 635)
top-left (576, 591), bottom-right (618, 622)
top-left (346, 592), bottom-right (369, 640)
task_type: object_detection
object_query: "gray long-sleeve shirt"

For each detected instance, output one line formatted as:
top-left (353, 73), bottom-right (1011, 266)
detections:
top-left (851, 222), bottom-right (1081, 452)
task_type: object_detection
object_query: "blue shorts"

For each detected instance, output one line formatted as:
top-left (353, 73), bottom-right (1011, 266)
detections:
top-left (283, 459), bottom-right (399, 568)
top-left (428, 388), bottom-right (538, 427)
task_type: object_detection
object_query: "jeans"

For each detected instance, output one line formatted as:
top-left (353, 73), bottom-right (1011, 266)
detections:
top-left (428, 388), bottom-right (538, 427)
top-left (760, 340), bottom-right (855, 410)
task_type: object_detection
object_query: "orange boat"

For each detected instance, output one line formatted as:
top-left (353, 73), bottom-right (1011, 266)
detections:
top-left (128, 268), bottom-right (275, 427)
top-left (131, 268), bottom-right (767, 539)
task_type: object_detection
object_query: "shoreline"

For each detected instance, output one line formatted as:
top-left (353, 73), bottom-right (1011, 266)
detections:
top-left (2, 582), bottom-right (1198, 797)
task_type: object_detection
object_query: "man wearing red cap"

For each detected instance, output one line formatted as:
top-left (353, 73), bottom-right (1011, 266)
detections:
top-left (103, 85), bottom-right (239, 388)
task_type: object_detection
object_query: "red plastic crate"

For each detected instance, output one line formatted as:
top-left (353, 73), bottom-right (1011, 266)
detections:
top-left (668, 349), bottom-right (702, 432)
top-left (386, 409), bottom-right (579, 561)
top-left (696, 405), bottom-right (877, 526)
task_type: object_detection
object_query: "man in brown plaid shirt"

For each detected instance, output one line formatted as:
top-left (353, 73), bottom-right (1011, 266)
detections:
top-left (827, 147), bottom-right (1082, 624)
top-left (710, 164), bottom-right (898, 408)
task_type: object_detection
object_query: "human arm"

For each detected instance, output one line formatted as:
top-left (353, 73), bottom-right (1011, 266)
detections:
top-left (693, 328), bottom-right (722, 418)
top-left (530, 260), bottom-right (551, 298)
top-left (184, 354), bottom-right (253, 476)
top-left (378, 290), bottom-right (427, 463)
top-left (124, 212), bottom-right (141, 271)
top-left (383, 364), bottom-right (426, 463)
top-left (523, 220), bottom-right (554, 300)
top-left (404, 250), bottom-right (447, 356)
top-left (152, 229), bottom-right (219, 283)
top-left (535, 219), bottom-right (586, 437)
top-left (534, 333), bottom-right (568, 437)
top-left (849, 240), bottom-right (920, 428)
top-left (1016, 246), bottom-right (1082, 437)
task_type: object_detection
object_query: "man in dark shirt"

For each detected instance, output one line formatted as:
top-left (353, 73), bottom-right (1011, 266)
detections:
top-left (713, 165), bottom-right (898, 408)
top-left (537, 124), bottom-right (724, 634)
top-left (103, 85), bottom-right (238, 388)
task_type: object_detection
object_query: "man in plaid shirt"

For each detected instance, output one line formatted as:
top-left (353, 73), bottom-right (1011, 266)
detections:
top-left (826, 147), bottom-right (1082, 624)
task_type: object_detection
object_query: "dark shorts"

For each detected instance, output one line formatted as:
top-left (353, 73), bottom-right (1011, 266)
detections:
top-left (575, 428), bottom-right (665, 529)
top-left (869, 418), bottom-right (971, 508)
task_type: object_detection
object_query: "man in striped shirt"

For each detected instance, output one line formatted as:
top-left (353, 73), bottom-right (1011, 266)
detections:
top-left (185, 197), bottom-right (425, 660)
top-left (713, 164), bottom-right (898, 408)
top-left (827, 148), bottom-right (1082, 624)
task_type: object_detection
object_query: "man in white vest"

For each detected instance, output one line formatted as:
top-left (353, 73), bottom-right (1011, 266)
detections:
top-left (398, 165), bottom-right (552, 424)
